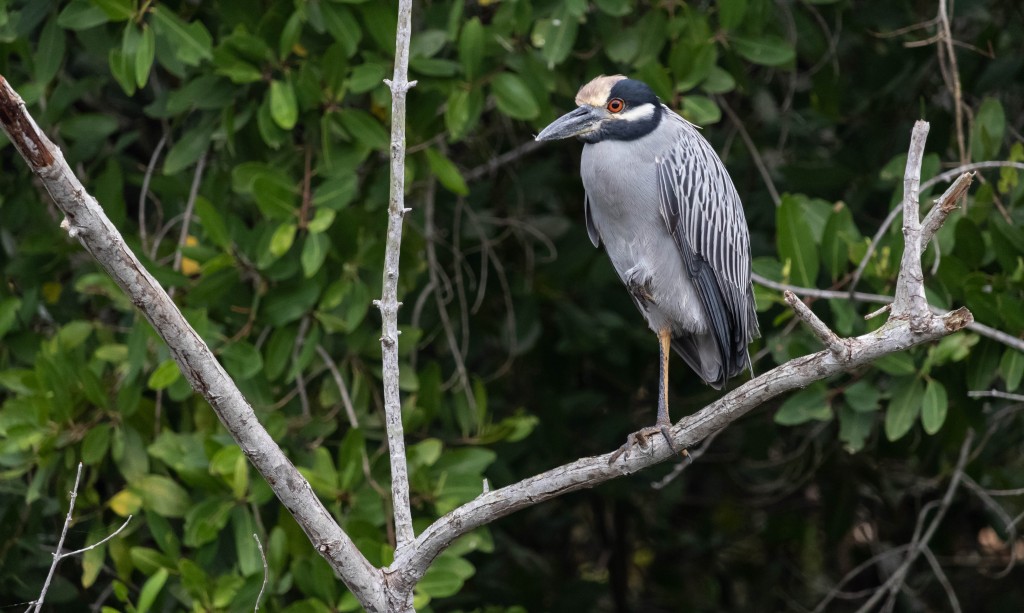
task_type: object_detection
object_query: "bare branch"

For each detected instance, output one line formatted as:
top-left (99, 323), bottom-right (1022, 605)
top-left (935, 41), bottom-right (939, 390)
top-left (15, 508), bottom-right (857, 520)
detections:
top-left (753, 274), bottom-right (1024, 354)
top-left (253, 533), bottom-right (269, 612)
top-left (967, 390), bottom-right (1024, 403)
top-left (172, 148), bottom-right (209, 274)
top-left (30, 463), bottom-right (132, 612)
top-left (31, 463), bottom-right (83, 612)
top-left (921, 171), bottom-right (973, 246)
top-left (852, 430), bottom-right (973, 613)
top-left (377, 0), bottom-right (417, 561)
top-left (785, 290), bottom-right (850, 359)
top-left (0, 77), bottom-right (385, 610)
top-left (890, 120), bottom-right (930, 322)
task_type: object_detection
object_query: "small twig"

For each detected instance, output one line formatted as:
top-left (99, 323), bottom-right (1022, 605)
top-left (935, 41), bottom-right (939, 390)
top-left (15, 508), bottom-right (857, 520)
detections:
top-left (937, 0), bottom-right (967, 165)
top-left (864, 304), bottom-right (892, 320)
top-left (784, 290), bottom-right (849, 359)
top-left (31, 463), bottom-right (132, 613)
top-left (172, 148), bottom-right (209, 274)
top-left (967, 390), bottom-right (1024, 403)
top-left (651, 429), bottom-right (721, 490)
top-left (717, 95), bottom-right (782, 206)
top-left (961, 473), bottom-right (1019, 578)
top-left (920, 172), bottom-right (973, 246)
top-left (463, 140), bottom-right (544, 181)
top-left (291, 315), bottom-right (312, 419)
top-left (253, 533), bottom-right (269, 612)
top-left (922, 544), bottom-right (962, 613)
top-left (315, 345), bottom-right (359, 428)
top-left (138, 133), bottom-right (167, 254)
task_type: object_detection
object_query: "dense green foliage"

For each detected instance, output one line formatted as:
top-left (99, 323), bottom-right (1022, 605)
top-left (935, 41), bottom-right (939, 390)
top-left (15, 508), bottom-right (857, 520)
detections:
top-left (1, 0), bottom-right (1024, 611)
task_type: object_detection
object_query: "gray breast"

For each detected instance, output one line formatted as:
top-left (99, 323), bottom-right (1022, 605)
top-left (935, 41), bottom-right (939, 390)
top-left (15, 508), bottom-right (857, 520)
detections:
top-left (580, 125), bottom-right (707, 336)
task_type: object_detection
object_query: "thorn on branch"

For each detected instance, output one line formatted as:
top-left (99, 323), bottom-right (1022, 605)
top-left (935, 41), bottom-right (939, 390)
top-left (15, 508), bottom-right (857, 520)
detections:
top-left (383, 78), bottom-right (418, 93)
top-left (784, 290), bottom-right (851, 359)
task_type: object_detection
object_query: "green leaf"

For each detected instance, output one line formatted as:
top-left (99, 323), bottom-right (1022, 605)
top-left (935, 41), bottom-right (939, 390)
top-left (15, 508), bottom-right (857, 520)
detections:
top-left (339, 109), bottom-right (389, 150)
top-left (459, 18), bottom-right (485, 80)
top-left (269, 79), bottom-right (299, 130)
top-left (135, 25), bottom-right (155, 87)
top-left (971, 97), bottom-right (1005, 161)
top-left (774, 384), bottom-right (831, 425)
top-left (348, 62), bottom-right (386, 94)
top-left (301, 232), bottom-right (330, 278)
top-left (147, 360), bottom-right (181, 390)
top-left (844, 380), bottom-right (881, 413)
top-left (92, 0), bottom-right (135, 21)
top-left (194, 197), bottom-right (231, 250)
top-left (0, 297), bottom-right (21, 338)
top-left (151, 6), bottom-right (213, 66)
top-left (58, 0), bottom-right (110, 30)
top-left (313, 172), bottom-right (358, 211)
top-left (701, 66), bottom-right (736, 94)
top-left (82, 424), bottom-right (112, 464)
top-left (1001, 349), bottom-right (1024, 392)
top-left (717, 0), bottom-right (747, 29)
top-left (108, 49), bottom-right (137, 95)
top-left (445, 88), bottom-right (483, 142)
top-left (885, 377), bottom-right (923, 442)
top-left (777, 194), bottom-right (819, 287)
top-left (134, 475), bottom-right (191, 518)
top-left (594, 0), bottom-right (633, 16)
top-left (184, 498), bottom-right (235, 547)
top-left (425, 149), bottom-right (469, 195)
top-left (35, 17), bottom-right (66, 84)
top-left (838, 405), bottom-right (874, 452)
top-left (532, 15), bottom-right (578, 69)
top-left (320, 2), bottom-right (362, 57)
top-left (164, 124), bottom-right (212, 175)
top-left (821, 202), bottom-right (860, 280)
top-left (270, 223), bottom-right (297, 257)
top-left (491, 73), bottom-right (539, 121)
top-left (137, 567), bottom-right (168, 613)
top-left (681, 95), bottom-right (721, 125)
top-left (221, 341), bottom-right (264, 380)
top-left (730, 34), bottom-right (795, 67)
top-left (921, 379), bottom-right (948, 435)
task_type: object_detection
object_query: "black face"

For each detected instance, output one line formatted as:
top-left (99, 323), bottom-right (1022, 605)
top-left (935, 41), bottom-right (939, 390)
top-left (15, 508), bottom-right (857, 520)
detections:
top-left (579, 78), bottom-right (663, 144)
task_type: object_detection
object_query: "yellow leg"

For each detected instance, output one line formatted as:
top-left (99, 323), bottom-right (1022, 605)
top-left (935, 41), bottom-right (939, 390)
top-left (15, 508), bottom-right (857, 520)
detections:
top-left (656, 327), bottom-right (672, 427)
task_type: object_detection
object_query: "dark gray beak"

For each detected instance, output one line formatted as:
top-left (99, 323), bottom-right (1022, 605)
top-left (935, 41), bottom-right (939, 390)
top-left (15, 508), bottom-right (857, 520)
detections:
top-left (535, 105), bottom-right (605, 141)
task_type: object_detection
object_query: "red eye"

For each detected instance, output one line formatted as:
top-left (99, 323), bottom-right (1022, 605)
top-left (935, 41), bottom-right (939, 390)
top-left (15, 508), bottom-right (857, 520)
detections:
top-left (607, 98), bottom-right (625, 113)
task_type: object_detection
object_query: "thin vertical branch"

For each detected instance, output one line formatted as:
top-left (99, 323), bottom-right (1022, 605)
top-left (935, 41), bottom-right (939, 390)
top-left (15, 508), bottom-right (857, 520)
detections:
top-left (890, 120), bottom-right (930, 323)
top-left (376, 0), bottom-right (417, 555)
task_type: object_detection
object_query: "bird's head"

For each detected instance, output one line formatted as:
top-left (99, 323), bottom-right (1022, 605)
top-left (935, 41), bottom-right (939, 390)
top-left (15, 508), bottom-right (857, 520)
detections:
top-left (535, 75), bottom-right (662, 144)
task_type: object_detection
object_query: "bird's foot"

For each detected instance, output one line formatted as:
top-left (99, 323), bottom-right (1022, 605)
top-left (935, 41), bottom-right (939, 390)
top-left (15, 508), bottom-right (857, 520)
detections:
top-left (608, 422), bottom-right (690, 464)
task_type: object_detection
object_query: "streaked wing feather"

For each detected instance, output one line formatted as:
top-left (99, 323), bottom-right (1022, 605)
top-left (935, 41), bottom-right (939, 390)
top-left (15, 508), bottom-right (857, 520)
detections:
top-left (657, 113), bottom-right (758, 383)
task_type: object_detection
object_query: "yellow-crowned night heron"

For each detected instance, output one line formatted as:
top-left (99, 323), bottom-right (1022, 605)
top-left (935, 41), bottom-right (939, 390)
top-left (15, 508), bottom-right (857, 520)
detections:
top-left (536, 75), bottom-right (759, 459)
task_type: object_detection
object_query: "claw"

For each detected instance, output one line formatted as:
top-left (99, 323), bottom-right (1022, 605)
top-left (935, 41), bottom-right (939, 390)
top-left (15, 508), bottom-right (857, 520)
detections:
top-left (607, 424), bottom-right (688, 465)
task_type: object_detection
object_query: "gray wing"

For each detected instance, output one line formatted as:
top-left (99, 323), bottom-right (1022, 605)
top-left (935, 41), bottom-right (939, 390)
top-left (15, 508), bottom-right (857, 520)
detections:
top-left (657, 115), bottom-right (759, 385)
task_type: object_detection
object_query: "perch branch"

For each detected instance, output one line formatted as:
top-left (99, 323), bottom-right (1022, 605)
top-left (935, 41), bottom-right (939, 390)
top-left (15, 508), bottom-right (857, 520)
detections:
top-left (0, 77), bottom-right (386, 611)
top-left (377, 0), bottom-right (417, 558)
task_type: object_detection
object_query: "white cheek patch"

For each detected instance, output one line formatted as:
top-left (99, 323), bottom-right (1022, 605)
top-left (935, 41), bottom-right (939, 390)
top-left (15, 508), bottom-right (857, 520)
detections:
top-left (614, 103), bottom-right (656, 122)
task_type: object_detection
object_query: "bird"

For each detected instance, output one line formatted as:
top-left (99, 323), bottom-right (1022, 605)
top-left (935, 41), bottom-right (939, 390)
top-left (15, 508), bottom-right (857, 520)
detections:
top-left (535, 75), bottom-right (759, 461)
